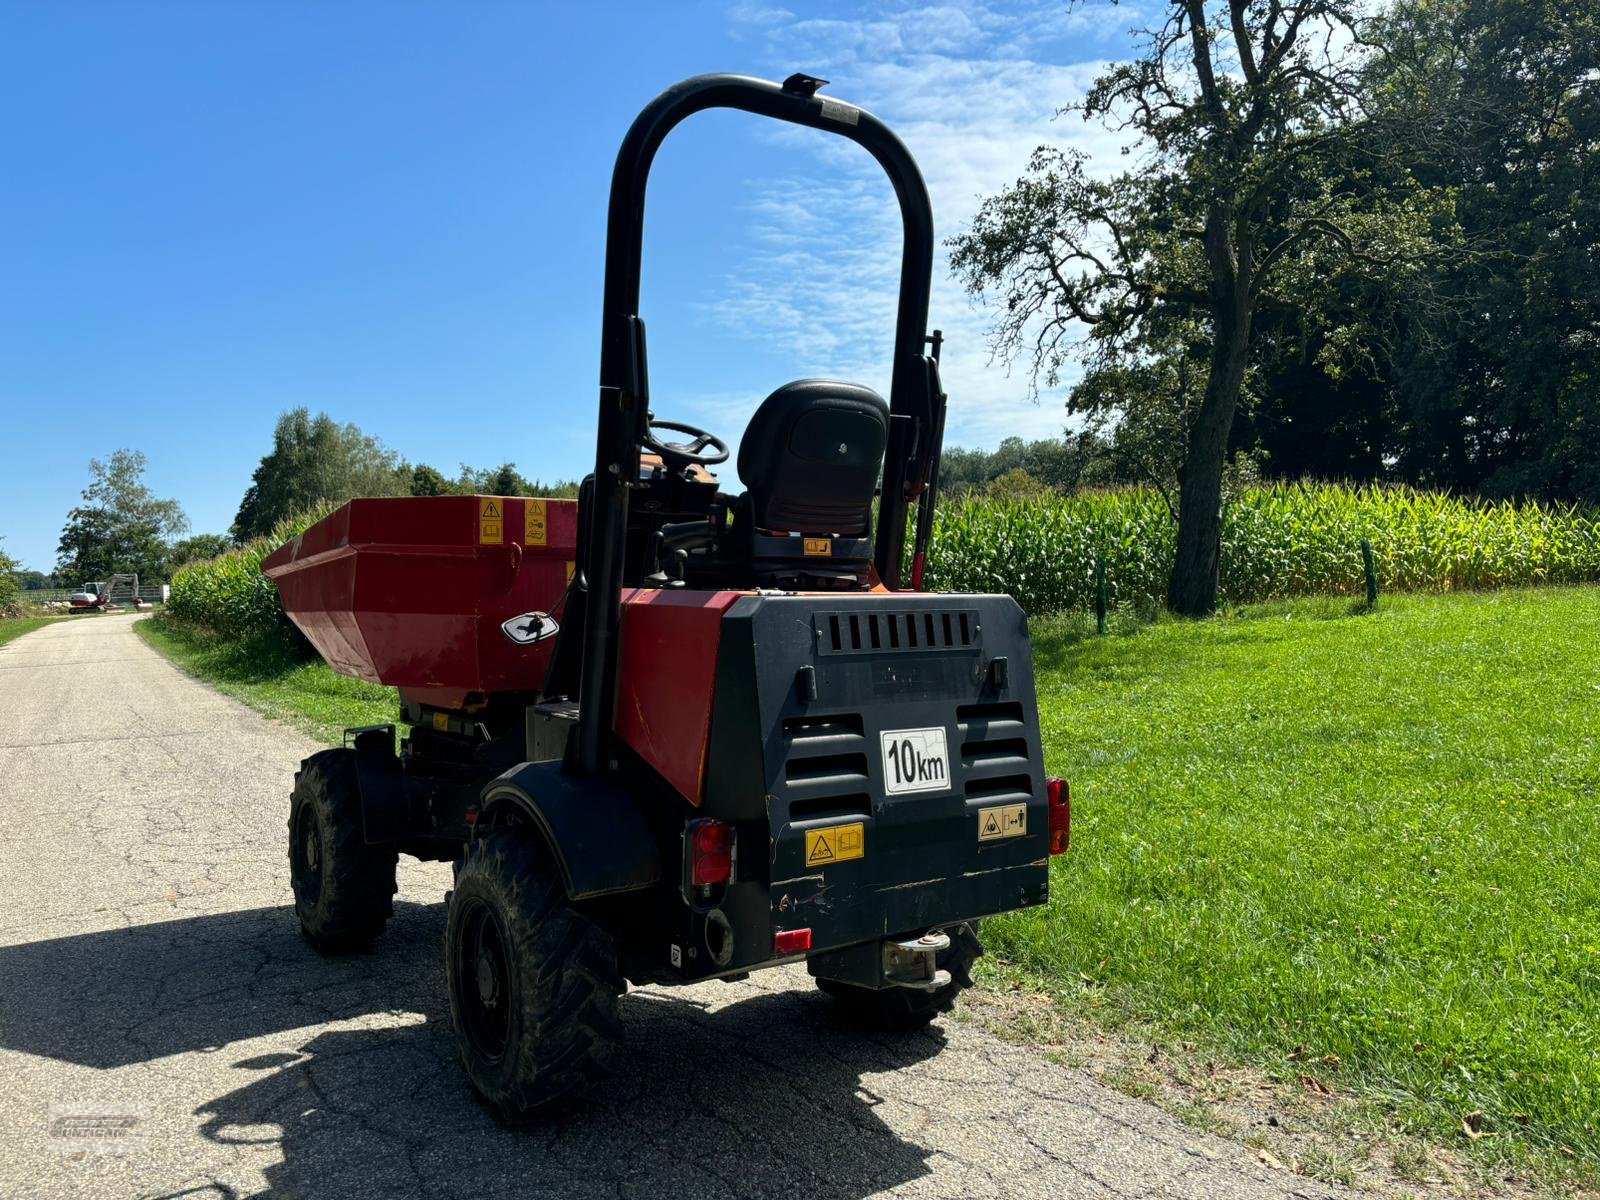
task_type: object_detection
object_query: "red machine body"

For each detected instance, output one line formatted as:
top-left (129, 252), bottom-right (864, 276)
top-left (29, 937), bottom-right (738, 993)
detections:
top-left (261, 496), bottom-right (578, 705)
top-left (613, 588), bottom-right (743, 804)
top-left (263, 496), bottom-right (743, 802)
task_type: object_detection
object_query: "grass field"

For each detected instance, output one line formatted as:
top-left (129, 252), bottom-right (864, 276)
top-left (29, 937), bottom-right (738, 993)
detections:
top-left (138, 590), bottom-right (1600, 1177)
top-left (135, 617), bottom-right (397, 744)
top-left (0, 616), bottom-right (61, 649)
top-left (1002, 586), bottom-right (1600, 1173)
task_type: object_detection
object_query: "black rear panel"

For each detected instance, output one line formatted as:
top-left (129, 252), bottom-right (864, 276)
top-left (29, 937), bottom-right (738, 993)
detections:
top-left (693, 592), bottom-right (1049, 974)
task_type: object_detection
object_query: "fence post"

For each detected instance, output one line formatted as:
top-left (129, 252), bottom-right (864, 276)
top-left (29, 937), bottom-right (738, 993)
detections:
top-left (1094, 556), bottom-right (1108, 635)
top-left (1361, 538), bottom-right (1378, 607)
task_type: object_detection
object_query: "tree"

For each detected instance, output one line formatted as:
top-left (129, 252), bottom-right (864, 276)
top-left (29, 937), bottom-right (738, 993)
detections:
top-left (56, 449), bottom-right (189, 581)
top-left (233, 409), bottom-right (409, 540)
top-left (0, 541), bottom-right (22, 614)
top-left (409, 464), bottom-right (453, 496)
top-left (938, 435), bottom-right (1106, 494)
top-left (456, 462), bottom-right (533, 497)
top-left (168, 533), bottom-right (233, 567)
top-left (455, 463), bottom-right (580, 499)
top-left (1375, 0), bottom-right (1600, 500)
top-left (952, 0), bottom-right (1441, 613)
top-left (985, 467), bottom-right (1053, 500)
top-left (14, 569), bottom-right (55, 591)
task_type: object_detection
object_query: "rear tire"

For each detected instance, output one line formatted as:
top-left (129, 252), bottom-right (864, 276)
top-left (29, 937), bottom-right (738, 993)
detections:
top-left (818, 922), bottom-right (982, 1029)
top-left (288, 749), bottom-right (398, 953)
top-left (445, 829), bottom-right (623, 1123)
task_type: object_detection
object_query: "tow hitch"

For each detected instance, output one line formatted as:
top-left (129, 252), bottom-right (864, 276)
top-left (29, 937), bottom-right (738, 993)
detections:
top-left (884, 931), bottom-right (951, 992)
top-left (808, 929), bottom-right (958, 993)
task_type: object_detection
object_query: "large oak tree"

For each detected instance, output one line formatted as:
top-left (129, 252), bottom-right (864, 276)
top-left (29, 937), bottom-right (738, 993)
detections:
top-left (952, 0), bottom-right (1439, 614)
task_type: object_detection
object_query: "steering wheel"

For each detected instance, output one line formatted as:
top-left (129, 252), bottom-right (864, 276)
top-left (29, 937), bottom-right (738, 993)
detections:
top-left (641, 416), bottom-right (730, 469)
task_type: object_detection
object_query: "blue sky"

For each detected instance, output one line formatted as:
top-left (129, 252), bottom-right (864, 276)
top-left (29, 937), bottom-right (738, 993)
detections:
top-left (1, 0), bottom-right (1138, 572)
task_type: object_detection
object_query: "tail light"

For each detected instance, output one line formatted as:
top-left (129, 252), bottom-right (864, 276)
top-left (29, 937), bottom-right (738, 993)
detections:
top-left (774, 927), bottom-right (812, 955)
top-left (687, 818), bottom-right (734, 887)
top-left (1046, 776), bottom-right (1070, 855)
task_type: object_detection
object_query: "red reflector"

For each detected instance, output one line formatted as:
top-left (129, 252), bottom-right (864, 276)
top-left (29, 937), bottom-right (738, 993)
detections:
top-left (1046, 776), bottom-right (1070, 855)
top-left (688, 819), bottom-right (733, 886)
top-left (774, 928), bottom-right (812, 955)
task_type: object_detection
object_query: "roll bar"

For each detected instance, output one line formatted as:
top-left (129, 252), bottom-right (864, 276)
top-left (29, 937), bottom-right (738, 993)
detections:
top-left (577, 72), bottom-right (944, 774)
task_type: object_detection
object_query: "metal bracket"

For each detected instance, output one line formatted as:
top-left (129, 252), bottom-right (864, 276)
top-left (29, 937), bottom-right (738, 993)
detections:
top-left (883, 931), bottom-right (951, 992)
top-left (343, 723), bottom-right (395, 753)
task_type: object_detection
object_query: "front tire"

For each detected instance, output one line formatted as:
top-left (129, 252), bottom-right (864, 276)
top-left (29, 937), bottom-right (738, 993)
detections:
top-left (818, 923), bottom-right (982, 1029)
top-left (445, 830), bottom-right (623, 1123)
top-left (288, 749), bottom-right (398, 953)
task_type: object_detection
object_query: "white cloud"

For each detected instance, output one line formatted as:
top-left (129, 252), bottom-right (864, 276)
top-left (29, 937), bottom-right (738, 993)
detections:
top-left (707, 0), bottom-right (1137, 449)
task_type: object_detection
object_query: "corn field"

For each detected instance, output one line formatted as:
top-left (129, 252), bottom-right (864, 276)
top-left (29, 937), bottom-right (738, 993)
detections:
top-left (165, 506), bottom-right (334, 643)
top-left (924, 483), bottom-right (1600, 616)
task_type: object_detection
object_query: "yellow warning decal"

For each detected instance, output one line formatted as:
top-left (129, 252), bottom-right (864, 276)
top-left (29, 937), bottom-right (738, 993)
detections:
top-left (803, 537), bottom-right (832, 557)
top-left (525, 499), bottom-right (548, 546)
top-left (478, 498), bottom-right (504, 545)
top-left (977, 803), bottom-right (1027, 842)
top-left (432, 712), bottom-right (450, 732)
top-left (805, 822), bottom-right (864, 867)
top-left (565, 560), bottom-right (576, 583)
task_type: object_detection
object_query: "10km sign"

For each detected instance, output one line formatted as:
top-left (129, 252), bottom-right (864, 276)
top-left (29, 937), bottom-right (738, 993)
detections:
top-left (879, 726), bottom-right (950, 795)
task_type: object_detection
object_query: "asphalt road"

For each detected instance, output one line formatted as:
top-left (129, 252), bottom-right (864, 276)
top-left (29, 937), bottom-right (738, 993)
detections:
top-left (0, 616), bottom-right (1344, 1200)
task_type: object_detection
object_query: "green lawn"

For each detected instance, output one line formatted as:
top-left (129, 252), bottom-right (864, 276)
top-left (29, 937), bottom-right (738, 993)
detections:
top-left (0, 615), bottom-right (61, 648)
top-left (135, 617), bottom-right (398, 745)
top-left (993, 587), bottom-right (1600, 1169)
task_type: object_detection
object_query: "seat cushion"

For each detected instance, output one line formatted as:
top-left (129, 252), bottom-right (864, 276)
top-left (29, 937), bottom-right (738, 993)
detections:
top-left (737, 380), bottom-right (888, 535)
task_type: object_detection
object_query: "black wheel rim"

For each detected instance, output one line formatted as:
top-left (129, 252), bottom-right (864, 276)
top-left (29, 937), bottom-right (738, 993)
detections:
top-left (455, 896), bottom-right (512, 1062)
top-left (292, 805), bottom-right (324, 906)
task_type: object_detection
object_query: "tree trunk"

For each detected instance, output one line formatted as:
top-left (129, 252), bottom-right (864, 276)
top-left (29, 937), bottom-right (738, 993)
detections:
top-left (1169, 231), bottom-right (1252, 616)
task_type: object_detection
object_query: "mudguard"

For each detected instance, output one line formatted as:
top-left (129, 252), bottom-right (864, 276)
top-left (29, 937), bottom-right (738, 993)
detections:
top-left (479, 761), bottom-right (660, 900)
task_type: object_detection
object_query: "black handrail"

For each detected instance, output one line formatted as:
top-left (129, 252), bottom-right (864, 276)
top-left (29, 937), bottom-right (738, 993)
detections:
top-left (576, 72), bottom-right (938, 774)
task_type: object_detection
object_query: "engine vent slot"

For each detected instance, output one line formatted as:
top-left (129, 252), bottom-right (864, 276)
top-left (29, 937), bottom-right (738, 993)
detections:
top-left (783, 712), bottom-right (865, 739)
top-left (963, 736), bottom-right (1029, 761)
top-left (785, 752), bottom-right (869, 782)
top-left (788, 793), bottom-right (872, 821)
top-left (956, 700), bottom-right (1025, 723)
top-left (964, 773), bottom-right (1033, 801)
top-left (816, 609), bottom-right (980, 656)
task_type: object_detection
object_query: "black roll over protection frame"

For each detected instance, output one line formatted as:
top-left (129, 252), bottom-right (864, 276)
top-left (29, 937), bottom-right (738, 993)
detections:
top-left (576, 72), bottom-right (948, 775)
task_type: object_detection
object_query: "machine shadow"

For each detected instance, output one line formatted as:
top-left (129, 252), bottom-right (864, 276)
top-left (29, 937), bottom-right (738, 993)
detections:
top-left (2, 903), bottom-right (943, 1200)
top-left (195, 989), bottom-right (944, 1200)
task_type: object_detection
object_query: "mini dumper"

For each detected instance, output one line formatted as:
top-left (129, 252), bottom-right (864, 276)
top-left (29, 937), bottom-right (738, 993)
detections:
top-left (263, 72), bottom-right (1068, 1123)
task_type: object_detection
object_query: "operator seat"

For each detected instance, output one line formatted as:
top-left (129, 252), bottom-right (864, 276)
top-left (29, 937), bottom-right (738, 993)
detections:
top-left (734, 379), bottom-right (888, 587)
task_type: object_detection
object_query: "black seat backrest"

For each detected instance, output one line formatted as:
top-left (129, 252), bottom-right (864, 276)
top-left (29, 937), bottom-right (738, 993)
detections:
top-left (736, 380), bottom-right (888, 536)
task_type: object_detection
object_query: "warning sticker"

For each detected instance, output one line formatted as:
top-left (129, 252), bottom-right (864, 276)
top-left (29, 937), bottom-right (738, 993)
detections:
top-left (977, 803), bottom-right (1027, 842)
top-left (565, 560), bottom-right (576, 583)
top-left (803, 537), bottom-right (832, 557)
top-left (478, 498), bottom-right (504, 545)
top-left (525, 499), bottom-right (548, 547)
top-left (805, 822), bottom-right (864, 867)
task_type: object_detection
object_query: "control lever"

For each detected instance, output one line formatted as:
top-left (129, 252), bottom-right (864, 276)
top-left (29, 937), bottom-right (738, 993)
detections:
top-left (645, 520), bottom-right (715, 588)
top-left (643, 531), bottom-right (672, 588)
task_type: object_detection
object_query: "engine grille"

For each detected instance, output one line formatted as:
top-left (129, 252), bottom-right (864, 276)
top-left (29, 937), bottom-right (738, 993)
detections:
top-left (958, 700), bottom-right (1033, 803)
top-left (779, 712), bottom-right (871, 820)
top-left (815, 608), bottom-right (980, 656)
